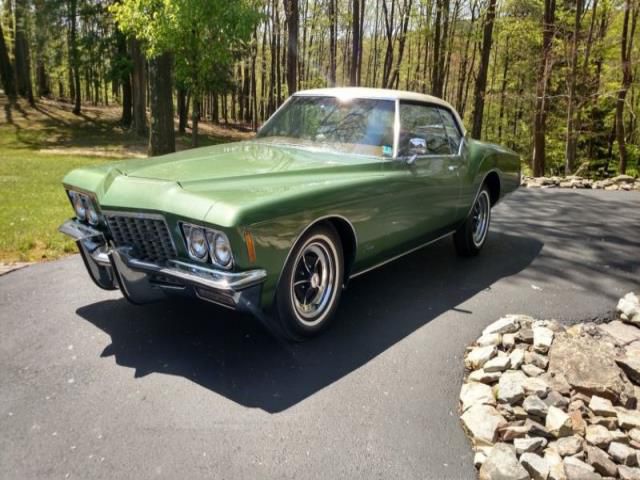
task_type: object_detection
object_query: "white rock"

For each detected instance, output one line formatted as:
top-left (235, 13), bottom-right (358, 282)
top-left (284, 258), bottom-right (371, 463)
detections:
top-left (478, 332), bottom-right (503, 347)
top-left (474, 451), bottom-right (487, 469)
top-left (619, 408), bottom-right (640, 430)
top-left (522, 364), bottom-right (545, 377)
top-left (609, 441), bottom-right (638, 466)
top-left (619, 465), bottom-right (640, 480)
top-left (546, 406), bottom-right (573, 438)
top-left (618, 292), bottom-right (640, 324)
top-left (461, 405), bottom-right (507, 446)
top-left (525, 351), bottom-right (549, 370)
top-left (503, 333), bottom-right (516, 349)
top-left (510, 349), bottom-right (525, 369)
top-left (497, 370), bottom-right (527, 405)
top-left (460, 382), bottom-right (496, 412)
top-left (483, 316), bottom-right (521, 336)
top-left (469, 369), bottom-right (502, 384)
top-left (524, 395), bottom-right (549, 417)
top-left (479, 443), bottom-right (530, 480)
top-left (554, 436), bottom-right (583, 457)
top-left (534, 327), bottom-right (554, 353)
top-left (484, 356), bottom-right (511, 373)
top-left (563, 457), bottom-right (598, 480)
top-left (523, 377), bottom-right (550, 397)
top-left (585, 424), bottom-right (613, 448)
top-left (521, 452), bottom-right (550, 480)
top-left (515, 437), bottom-right (547, 455)
top-left (588, 395), bottom-right (617, 417)
top-left (466, 346), bottom-right (498, 370)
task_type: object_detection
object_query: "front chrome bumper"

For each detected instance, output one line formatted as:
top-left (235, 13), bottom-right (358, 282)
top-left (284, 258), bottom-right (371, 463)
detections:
top-left (59, 219), bottom-right (267, 312)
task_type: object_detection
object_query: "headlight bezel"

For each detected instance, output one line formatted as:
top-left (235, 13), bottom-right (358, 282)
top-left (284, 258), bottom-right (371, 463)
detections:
top-left (67, 189), bottom-right (102, 226)
top-left (181, 222), bottom-right (234, 269)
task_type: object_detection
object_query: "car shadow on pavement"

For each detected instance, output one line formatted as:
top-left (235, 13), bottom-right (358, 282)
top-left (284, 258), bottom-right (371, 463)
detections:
top-left (76, 231), bottom-right (542, 413)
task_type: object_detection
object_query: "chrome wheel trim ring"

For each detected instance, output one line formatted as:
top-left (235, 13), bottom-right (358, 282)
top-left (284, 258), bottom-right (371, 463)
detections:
top-left (471, 191), bottom-right (491, 247)
top-left (290, 235), bottom-right (339, 327)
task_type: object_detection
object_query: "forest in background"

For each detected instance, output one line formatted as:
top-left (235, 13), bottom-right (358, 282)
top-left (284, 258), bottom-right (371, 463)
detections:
top-left (0, 0), bottom-right (638, 177)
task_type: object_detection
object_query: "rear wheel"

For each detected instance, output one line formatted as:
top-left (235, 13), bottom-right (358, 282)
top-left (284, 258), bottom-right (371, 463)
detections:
top-left (454, 186), bottom-right (491, 257)
top-left (274, 224), bottom-right (343, 341)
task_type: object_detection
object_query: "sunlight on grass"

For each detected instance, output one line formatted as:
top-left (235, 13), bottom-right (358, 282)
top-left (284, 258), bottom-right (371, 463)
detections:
top-left (0, 97), bottom-right (250, 263)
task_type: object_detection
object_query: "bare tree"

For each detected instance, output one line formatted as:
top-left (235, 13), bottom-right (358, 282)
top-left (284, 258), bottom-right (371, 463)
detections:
top-left (284, 0), bottom-right (298, 95)
top-left (15, 0), bottom-right (34, 105)
top-left (471, 0), bottom-right (497, 139)
top-left (0, 21), bottom-right (16, 100)
top-left (564, 0), bottom-right (583, 174)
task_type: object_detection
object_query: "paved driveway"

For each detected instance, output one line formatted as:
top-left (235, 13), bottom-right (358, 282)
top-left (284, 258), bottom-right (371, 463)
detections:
top-left (1, 189), bottom-right (639, 479)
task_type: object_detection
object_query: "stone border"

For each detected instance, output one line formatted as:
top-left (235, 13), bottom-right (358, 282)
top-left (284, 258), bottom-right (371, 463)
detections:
top-left (460, 293), bottom-right (640, 479)
top-left (521, 175), bottom-right (640, 191)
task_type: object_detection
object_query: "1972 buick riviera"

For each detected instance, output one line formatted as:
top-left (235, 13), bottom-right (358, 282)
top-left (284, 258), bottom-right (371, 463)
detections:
top-left (60, 87), bottom-right (520, 340)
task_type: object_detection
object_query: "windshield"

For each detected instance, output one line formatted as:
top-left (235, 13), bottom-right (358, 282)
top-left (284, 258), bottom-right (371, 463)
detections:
top-left (256, 96), bottom-right (396, 157)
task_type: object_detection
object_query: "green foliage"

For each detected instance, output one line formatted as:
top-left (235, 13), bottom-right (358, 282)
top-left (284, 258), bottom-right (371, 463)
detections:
top-left (111, 0), bottom-right (261, 96)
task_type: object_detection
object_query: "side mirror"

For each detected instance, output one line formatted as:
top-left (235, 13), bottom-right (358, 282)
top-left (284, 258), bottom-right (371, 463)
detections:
top-left (408, 137), bottom-right (427, 156)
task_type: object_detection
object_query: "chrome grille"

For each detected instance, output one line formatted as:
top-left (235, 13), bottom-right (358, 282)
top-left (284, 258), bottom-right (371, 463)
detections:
top-left (106, 213), bottom-right (176, 263)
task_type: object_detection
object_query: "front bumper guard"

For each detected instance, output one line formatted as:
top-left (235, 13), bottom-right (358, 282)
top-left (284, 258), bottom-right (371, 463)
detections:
top-left (59, 219), bottom-right (266, 312)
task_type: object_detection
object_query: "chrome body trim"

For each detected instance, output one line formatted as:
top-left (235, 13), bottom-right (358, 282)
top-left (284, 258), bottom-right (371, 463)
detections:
top-left (59, 218), bottom-right (266, 312)
top-left (349, 230), bottom-right (455, 279)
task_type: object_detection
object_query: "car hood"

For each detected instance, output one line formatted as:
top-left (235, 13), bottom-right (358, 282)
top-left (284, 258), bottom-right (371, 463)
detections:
top-left (113, 141), bottom-right (374, 185)
top-left (64, 141), bottom-right (388, 227)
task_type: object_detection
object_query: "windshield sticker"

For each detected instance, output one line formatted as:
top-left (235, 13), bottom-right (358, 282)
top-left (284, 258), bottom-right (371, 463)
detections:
top-left (382, 145), bottom-right (393, 157)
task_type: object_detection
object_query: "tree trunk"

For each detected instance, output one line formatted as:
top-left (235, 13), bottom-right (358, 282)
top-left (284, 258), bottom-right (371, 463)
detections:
top-left (564, 0), bottom-right (583, 174)
top-left (616, 0), bottom-right (638, 174)
top-left (0, 21), bottom-right (16, 100)
top-left (116, 31), bottom-right (132, 127)
top-left (129, 37), bottom-right (148, 137)
top-left (284, 0), bottom-right (298, 95)
top-left (68, 0), bottom-right (81, 114)
top-left (14, 0), bottom-right (34, 105)
top-left (148, 52), bottom-right (175, 157)
top-left (191, 100), bottom-right (200, 148)
top-left (532, 0), bottom-right (556, 177)
top-left (329, 0), bottom-right (337, 87)
top-left (350, 0), bottom-right (361, 86)
top-left (177, 87), bottom-right (188, 134)
top-left (470, 0), bottom-right (497, 139)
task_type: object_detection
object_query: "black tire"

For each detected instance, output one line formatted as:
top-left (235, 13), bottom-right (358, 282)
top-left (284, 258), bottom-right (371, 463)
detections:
top-left (274, 224), bottom-right (344, 341)
top-left (454, 186), bottom-right (492, 257)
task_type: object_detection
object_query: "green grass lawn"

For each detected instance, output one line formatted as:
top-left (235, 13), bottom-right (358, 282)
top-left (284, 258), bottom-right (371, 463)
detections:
top-left (0, 96), bottom-right (251, 263)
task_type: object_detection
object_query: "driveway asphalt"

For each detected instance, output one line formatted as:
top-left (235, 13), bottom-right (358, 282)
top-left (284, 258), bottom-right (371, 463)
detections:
top-left (1, 189), bottom-right (639, 480)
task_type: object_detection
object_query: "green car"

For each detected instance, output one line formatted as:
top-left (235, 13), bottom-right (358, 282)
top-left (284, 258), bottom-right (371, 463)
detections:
top-left (59, 87), bottom-right (520, 340)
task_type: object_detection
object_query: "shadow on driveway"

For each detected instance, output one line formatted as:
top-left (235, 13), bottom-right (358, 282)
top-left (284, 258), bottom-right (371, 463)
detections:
top-left (76, 230), bottom-right (542, 412)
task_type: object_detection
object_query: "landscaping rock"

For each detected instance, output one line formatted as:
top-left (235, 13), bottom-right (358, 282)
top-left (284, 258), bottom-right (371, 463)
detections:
top-left (586, 424), bottom-right (613, 448)
top-left (461, 405), bottom-right (507, 446)
top-left (523, 364), bottom-right (546, 377)
top-left (503, 334), bottom-right (516, 349)
top-left (619, 466), bottom-right (640, 480)
top-left (467, 346), bottom-right (498, 370)
top-left (523, 377), bottom-right (551, 398)
top-left (534, 327), bottom-right (554, 353)
top-left (547, 407), bottom-right (573, 438)
top-left (617, 356), bottom-right (640, 385)
top-left (599, 321), bottom-right (640, 347)
top-left (548, 332), bottom-right (636, 408)
top-left (510, 349), bottom-right (525, 370)
top-left (484, 356), bottom-right (511, 373)
top-left (461, 382), bottom-right (496, 412)
top-left (497, 370), bottom-right (527, 405)
top-left (475, 451), bottom-right (488, 469)
top-left (479, 443), bottom-right (531, 480)
top-left (478, 333), bottom-right (503, 347)
top-left (618, 293), bottom-right (640, 325)
top-left (545, 391), bottom-right (569, 409)
top-left (609, 441), bottom-right (638, 466)
top-left (517, 328), bottom-right (534, 344)
top-left (589, 396), bottom-right (617, 417)
top-left (568, 410), bottom-right (586, 436)
top-left (563, 457), bottom-right (600, 480)
top-left (515, 437), bottom-right (548, 455)
top-left (524, 395), bottom-right (549, 418)
top-left (483, 317), bottom-right (522, 336)
top-left (585, 446), bottom-right (617, 477)
top-left (554, 436), bottom-right (583, 457)
top-left (526, 352), bottom-right (550, 370)
top-left (470, 369), bottom-right (503, 384)
top-left (520, 452), bottom-right (549, 480)
top-left (618, 409), bottom-right (640, 430)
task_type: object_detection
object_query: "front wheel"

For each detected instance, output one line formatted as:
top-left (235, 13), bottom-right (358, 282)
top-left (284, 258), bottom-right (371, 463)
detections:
top-left (453, 186), bottom-right (492, 257)
top-left (274, 224), bottom-right (344, 341)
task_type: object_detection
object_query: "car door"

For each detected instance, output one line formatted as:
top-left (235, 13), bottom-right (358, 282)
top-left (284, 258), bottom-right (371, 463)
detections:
top-left (396, 101), bottom-right (463, 240)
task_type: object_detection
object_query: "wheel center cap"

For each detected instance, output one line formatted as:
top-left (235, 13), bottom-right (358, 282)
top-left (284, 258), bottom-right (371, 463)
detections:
top-left (311, 273), bottom-right (320, 289)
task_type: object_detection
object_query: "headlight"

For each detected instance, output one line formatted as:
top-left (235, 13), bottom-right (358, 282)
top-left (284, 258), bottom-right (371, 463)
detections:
top-left (68, 190), bottom-right (102, 225)
top-left (211, 233), bottom-right (232, 267)
top-left (187, 227), bottom-right (208, 260)
top-left (70, 191), bottom-right (87, 220)
top-left (182, 223), bottom-right (233, 268)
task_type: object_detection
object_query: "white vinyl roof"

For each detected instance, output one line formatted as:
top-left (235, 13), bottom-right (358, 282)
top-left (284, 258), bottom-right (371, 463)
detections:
top-left (293, 87), bottom-right (466, 134)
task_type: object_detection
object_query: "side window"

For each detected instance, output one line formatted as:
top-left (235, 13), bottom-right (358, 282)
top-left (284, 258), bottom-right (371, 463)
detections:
top-left (398, 103), bottom-right (451, 156)
top-left (438, 108), bottom-right (463, 153)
